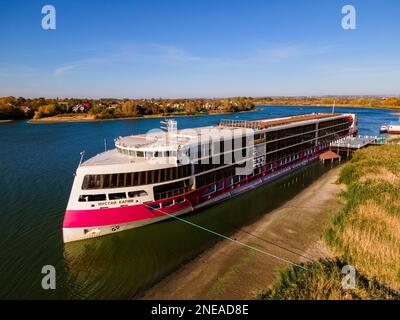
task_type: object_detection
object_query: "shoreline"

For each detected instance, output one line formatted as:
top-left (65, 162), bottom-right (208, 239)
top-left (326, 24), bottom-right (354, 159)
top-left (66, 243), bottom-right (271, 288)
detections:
top-left (141, 166), bottom-right (344, 300)
top-left (3, 105), bottom-right (398, 124)
top-left (27, 109), bottom-right (259, 124)
top-left (255, 103), bottom-right (400, 110)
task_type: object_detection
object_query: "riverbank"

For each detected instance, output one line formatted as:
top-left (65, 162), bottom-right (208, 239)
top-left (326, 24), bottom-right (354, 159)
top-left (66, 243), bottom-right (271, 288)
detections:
top-left (27, 109), bottom-right (260, 124)
top-left (255, 102), bottom-right (400, 110)
top-left (259, 145), bottom-right (400, 299)
top-left (142, 166), bottom-right (344, 300)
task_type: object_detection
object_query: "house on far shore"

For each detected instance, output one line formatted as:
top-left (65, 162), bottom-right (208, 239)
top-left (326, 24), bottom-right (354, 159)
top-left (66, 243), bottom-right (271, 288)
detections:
top-left (72, 102), bottom-right (90, 113)
top-left (58, 101), bottom-right (69, 111)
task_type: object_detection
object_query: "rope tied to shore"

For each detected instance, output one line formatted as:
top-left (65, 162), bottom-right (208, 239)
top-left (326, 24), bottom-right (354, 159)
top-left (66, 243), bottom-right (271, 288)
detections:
top-left (143, 203), bottom-right (310, 271)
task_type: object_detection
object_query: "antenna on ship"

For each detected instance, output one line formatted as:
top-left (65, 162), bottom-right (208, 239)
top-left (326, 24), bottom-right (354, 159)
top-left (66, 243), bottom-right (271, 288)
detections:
top-left (332, 100), bottom-right (336, 114)
top-left (160, 119), bottom-right (177, 137)
top-left (79, 151), bottom-right (85, 166)
top-left (104, 138), bottom-right (107, 152)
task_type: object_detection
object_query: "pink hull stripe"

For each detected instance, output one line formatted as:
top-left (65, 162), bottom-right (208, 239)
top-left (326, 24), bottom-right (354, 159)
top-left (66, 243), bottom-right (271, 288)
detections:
top-left (63, 201), bottom-right (191, 228)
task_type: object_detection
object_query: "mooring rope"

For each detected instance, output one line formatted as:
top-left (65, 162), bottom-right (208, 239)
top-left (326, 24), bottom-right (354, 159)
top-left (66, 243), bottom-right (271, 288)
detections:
top-left (143, 203), bottom-right (309, 271)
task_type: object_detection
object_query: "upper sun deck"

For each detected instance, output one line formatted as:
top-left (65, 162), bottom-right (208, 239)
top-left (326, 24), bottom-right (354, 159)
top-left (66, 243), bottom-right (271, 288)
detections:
top-left (80, 113), bottom-right (353, 169)
top-left (115, 113), bottom-right (345, 152)
top-left (114, 120), bottom-right (253, 154)
top-left (218, 113), bottom-right (344, 130)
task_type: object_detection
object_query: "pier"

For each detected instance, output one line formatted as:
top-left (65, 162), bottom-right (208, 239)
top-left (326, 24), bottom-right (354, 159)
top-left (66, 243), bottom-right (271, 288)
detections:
top-left (320, 135), bottom-right (388, 163)
top-left (323, 135), bottom-right (390, 162)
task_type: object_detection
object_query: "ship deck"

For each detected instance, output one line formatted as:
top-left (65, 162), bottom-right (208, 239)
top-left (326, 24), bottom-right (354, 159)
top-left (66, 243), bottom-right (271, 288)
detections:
top-left (81, 113), bottom-right (348, 168)
top-left (219, 113), bottom-right (341, 130)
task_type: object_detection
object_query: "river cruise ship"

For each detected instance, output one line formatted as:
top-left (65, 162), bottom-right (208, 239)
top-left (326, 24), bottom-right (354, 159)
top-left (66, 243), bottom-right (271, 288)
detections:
top-left (63, 113), bottom-right (358, 242)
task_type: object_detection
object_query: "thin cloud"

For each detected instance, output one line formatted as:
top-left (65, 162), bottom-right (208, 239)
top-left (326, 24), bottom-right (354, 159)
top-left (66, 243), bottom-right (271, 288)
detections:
top-left (52, 42), bottom-right (333, 76)
top-left (53, 44), bottom-right (206, 76)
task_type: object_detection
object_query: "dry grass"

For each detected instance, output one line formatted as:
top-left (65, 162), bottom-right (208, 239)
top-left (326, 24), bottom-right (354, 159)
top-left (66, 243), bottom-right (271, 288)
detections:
top-left (360, 168), bottom-right (399, 184)
top-left (328, 146), bottom-right (400, 291)
top-left (259, 145), bottom-right (400, 299)
top-left (258, 259), bottom-right (398, 300)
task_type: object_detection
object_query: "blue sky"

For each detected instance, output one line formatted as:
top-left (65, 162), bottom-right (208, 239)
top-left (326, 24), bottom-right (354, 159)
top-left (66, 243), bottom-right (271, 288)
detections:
top-left (1, 0), bottom-right (399, 98)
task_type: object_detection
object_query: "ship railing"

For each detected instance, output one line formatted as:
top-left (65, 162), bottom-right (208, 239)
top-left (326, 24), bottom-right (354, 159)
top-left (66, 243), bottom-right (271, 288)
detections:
top-left (154, 186), bottom-right (190, 201)
top-left (219, 119), bottom-right (260, 129)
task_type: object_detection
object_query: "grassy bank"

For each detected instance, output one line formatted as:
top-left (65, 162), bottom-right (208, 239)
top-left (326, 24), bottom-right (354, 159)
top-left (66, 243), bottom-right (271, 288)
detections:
top-left (259, 145), bottom-right (400, 299)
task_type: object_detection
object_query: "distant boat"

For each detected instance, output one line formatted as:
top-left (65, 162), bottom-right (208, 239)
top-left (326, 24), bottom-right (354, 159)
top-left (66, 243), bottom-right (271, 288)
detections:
top-left (380, 124), bottom-right (389, 133)
top-left (380, 123), bottom-right (400, 134)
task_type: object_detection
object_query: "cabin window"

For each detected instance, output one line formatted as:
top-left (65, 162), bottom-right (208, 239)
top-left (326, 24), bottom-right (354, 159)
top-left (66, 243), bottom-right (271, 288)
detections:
top-left (175, 197), bottom-right (185, 204)
top-left (172, 167), bottom-right (178, 180)
top-left (126, 173), bottom-right (133, 186)
top-left (103, 174), bottom-right (110, 188)
top-left (137, 151), bottom-right (144, 157)
top-left (153, 170), bottom-right (160, 183)
top-left (78, 194), bottom-right (106, 202)
top-left (148, 203), bottom-right (161, 210)
top-left (160, 168), bottom-right (166, 182)
top-left (163, 200), bottom-right (173, 207)
top-left (202, 185), bottom-right (215, 197)
top-left (118, 173), bottom-right (126, 187)
top-left (109, 192), bottom-right (127, 200)
top-left (137, 171), bottom-right (143, 185)
top-left (133, 172), bottom-right (139, 185)
top-left (128, 190), bottom-right (148, 198)
top-left (233, 176), bottom-right (240, 184)
top-left (216, 181), bottom-right (223, 191)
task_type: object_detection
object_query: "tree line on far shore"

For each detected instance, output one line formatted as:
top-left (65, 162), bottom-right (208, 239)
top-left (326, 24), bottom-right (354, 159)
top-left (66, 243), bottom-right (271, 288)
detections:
top-left (0, 96), bottom-right (254, 120)
top-left (2, 95), bottom-right (400, 121)
top-left (253, 96), bottom-right (400, 108)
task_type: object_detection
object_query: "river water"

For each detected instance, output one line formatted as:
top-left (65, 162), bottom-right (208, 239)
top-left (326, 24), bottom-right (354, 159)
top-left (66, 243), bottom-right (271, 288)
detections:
top-left (0, 106), bottom-right (397, 299)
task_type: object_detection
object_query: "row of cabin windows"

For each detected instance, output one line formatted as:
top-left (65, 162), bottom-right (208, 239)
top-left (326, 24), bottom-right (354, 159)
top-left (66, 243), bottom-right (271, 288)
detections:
top-left (192, 151), bottom-right (252, 174)
top-left (265, 121), bottom-right (350, 146)
top-left (172, 136), bottom-right (251, 161)
top-left (196, 145), bottom-right (318, 192)
top-left (118, 137), bottom-right (252, 160)
top-left (78, 190), bottom-right (148, 202)
top-left (82, 151), bottom-right (251, 190)
top-left (265, 125), bottom-right (350, 156)
top-left (197, 144), bottom-right (328, 194)
top-left (265, 119), bottom-right (349, 142)
top-left (153, 179), bottom-right (191, 201)
top-left (82, 165), bottom-right (191, 190)
top-left (147, 197), bottom-right (185, 210)
top-left (195, 164), bottom-right (239, 188)
top-left (166, 142), bottom-right (334, 202)
top-left (318, 118), bottom-right (349, 129)
top-left (200, 175), bottom-right (248, 197)
top-left (118, 148), bottom-right (178, 158)
top-left (194, 143), bottom-right (336, 200)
